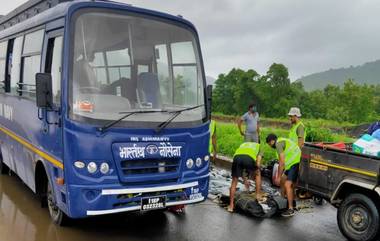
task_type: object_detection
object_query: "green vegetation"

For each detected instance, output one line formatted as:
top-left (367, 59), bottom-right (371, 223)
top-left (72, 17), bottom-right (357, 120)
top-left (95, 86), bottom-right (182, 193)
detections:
top-left (297, 59), bottom-right (380, 91)
top-left (212, 64), bottom-right (380, 124)
top-left (216, 122), bottom-right (353, 164)
top-left (213, 112), bottom-right (355, 128)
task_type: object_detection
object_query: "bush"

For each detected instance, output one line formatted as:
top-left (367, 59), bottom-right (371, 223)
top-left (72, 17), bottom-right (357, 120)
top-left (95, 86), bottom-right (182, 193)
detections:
top-left (305, 126), bottom-right (334, 142)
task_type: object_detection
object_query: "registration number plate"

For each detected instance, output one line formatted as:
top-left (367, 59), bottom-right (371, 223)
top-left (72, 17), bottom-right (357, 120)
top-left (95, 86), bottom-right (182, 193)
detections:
top-left (141, 196), bottom-right (166, 211)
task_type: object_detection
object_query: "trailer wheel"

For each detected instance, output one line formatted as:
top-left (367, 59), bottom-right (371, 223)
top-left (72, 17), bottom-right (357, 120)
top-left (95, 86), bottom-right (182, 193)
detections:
top-left (47, 180), bottom-right (70, 226)
top-left (0, 155), bottom-right (9, 175)
top-left (337, 193), bottom-right (379, 241)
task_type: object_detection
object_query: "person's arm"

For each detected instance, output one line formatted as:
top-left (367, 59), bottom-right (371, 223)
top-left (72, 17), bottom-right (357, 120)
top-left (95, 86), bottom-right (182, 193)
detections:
top-left (298, 137), bottom-right (304, 148)
top-left (276, 152), bottom-right (285, 185)
top-left (212, 129), bottom-right (217, 160)
top-left (237, 117), bottom-right (245, 136)
top-left (297, 125), bottom-right (305, 147)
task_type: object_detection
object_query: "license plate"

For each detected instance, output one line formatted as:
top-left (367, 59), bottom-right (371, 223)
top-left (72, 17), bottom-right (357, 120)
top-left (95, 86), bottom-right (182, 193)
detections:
top-left (141, 196), bottom-right (166, 211)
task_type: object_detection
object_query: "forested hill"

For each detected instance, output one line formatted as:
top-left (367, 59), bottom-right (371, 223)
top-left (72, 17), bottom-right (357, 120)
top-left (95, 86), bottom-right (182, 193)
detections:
top-left (297, 59), bottom-right (380, 91)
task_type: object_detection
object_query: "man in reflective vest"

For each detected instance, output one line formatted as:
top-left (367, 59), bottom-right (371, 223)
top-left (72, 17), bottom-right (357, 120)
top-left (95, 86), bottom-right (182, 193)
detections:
top-left (266, 134), bottom-right (301, 217)
top-left (228, 142), bottom-right (263, 212)
top-left (209, 120), bottom-right (217, 161)
top-left (288, 107), bottom-right (306, 148)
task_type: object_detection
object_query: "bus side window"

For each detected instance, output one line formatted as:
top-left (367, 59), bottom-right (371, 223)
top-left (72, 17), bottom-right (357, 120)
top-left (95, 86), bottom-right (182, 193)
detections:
top-left (0, 41), bottom-right (7, 93)
top-left (10, 36), bottom-right (24, 95)
top-left (21, 29), bottom-right (44, 99)
top-left (45, 36), bottom-right (63, 105)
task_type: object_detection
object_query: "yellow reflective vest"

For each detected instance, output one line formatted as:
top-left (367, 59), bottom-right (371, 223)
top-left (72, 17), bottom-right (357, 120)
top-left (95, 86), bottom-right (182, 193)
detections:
top-left (276, 137), bottom-right (301, 170)
top-left (233, 142), bottom-right (260, 161)
top-left (289, 121), bottom-right (306, 144)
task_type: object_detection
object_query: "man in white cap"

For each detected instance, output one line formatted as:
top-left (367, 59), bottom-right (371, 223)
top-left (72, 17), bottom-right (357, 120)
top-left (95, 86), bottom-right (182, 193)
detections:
top-left (288, 107), bottom-right (306, 148)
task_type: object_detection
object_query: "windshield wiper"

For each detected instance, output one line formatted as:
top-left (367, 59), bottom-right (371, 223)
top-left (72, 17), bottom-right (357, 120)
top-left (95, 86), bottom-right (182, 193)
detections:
top-left (98, 110), bottom-right (166, 133)
top-left (155, 105), bottom-right (204, 134)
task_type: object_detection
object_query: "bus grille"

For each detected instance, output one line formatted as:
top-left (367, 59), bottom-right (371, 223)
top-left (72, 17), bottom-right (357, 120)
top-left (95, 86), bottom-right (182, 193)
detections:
top-left (120, 158), bottom-right (180, 176)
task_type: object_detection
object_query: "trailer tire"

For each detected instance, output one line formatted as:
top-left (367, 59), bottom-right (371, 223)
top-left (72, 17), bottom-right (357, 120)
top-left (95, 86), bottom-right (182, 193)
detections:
top-left (47, 179), bottom-right (70, 226)
top-left (337, 193), bottom-right (379, 241)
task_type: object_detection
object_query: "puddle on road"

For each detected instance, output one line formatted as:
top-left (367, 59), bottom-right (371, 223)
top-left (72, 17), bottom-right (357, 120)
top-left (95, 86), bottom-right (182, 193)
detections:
top-left (0, 166), bottom-right (316, 241)
top-left (0, 174), bottom-right (176, 241)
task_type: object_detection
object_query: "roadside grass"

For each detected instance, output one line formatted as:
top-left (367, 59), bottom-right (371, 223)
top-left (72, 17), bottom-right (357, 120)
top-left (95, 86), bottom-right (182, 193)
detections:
top-left (215, 122), bottom-right (354, 165)
top-left (212, 112), bottom-right (356, 128)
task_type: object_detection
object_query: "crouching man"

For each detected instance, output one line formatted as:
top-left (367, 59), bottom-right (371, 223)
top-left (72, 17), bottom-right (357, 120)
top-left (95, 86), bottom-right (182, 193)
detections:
top-left (228, 142), bottom-right (263, 212)
top-left (266, 134), bottom-right (301, 217)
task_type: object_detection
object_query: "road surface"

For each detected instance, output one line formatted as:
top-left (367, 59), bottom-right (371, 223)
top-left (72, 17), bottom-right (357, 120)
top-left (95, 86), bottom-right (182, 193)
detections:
top-left (0, 174), bottom-right (345, 241)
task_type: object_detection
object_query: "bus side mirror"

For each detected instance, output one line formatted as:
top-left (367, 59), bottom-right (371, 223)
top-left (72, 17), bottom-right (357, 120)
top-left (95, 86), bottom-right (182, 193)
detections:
top-left (206, 85), bottom-right (213, 119)
top-left (36, 73), bottom-right (53, 109)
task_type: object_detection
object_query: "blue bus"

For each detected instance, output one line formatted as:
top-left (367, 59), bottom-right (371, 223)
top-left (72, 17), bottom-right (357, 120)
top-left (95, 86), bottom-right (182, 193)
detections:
top-left (0, 0), bottom-right (211, 225)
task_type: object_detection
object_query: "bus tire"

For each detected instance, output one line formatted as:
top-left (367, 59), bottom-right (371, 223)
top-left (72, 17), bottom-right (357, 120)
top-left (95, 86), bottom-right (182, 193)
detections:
top-left (47, 179), bottom-right (70, 226)
top-left (0, 155), bottom-right (9, 175)
top-left (337, 193), bottom-right (379, 241)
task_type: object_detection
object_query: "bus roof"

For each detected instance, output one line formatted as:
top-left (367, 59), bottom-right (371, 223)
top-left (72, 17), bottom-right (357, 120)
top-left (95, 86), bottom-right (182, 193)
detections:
top-left (0, 0), bottom-right (72, 31)
top-left (0, 0), bottom-right (197, 41)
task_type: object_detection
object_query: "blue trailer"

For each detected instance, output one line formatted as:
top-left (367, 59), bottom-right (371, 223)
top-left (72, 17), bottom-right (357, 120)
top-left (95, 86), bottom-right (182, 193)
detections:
top-left (0, 0), bottom-right (211, 225)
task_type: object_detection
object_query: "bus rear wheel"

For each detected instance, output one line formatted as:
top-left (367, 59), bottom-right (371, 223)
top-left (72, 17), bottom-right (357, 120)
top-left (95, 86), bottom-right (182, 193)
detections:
top-left (47, 180), bottom-right (70, 226)
top-left (337, 193), bottom-right (379, 241)
top-left (0, 156), bottom-right (9, 175)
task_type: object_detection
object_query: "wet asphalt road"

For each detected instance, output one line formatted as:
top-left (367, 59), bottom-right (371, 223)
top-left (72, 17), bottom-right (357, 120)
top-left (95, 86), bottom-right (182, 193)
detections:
top-left (0, 174), bottom-right (346, 241)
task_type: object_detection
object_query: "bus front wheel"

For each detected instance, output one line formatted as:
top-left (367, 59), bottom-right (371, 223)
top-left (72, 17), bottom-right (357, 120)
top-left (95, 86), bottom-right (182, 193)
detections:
top-left (337, 193), bottom-right (379, 241)
top-left (47, 180), bottom-right (70, 226)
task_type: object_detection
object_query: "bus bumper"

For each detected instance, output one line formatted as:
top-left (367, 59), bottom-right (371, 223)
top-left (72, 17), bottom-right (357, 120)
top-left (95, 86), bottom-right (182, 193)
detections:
top-left (67, 174), bottom-right (209, 218)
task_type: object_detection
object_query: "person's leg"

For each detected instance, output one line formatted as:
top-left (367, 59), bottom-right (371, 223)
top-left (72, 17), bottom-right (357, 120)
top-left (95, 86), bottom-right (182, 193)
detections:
top-left (252, 133), bottom-right (259, 143)
top-left (254, 169), bottom-right (262, 198)
top-left (285, 180), bottom-right (294, 209)
top-left (229, 177), bottom-right (239, 211)
top-left (280, 174), bottom-right (287, 197)
top-left (244, 133), bottom-right (254, 142)
top-left (282, 165), bottom-right (299, 217)
top-left (228, 156), bottom-right (243, 212)
top-left (244, 133), bottom-right (248, 142)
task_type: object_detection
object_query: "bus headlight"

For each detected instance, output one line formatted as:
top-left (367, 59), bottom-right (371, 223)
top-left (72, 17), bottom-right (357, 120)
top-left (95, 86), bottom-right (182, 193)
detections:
top-left (100, 163), bottom-right (110, 174)
top-left (74, 161), bottom-right (85, 169)
top-left (204, 155), bottom-right (210, 162)
top-left (186, 158), bottom-right (194, 169)
top-left (87, 162), bottom-right (97, 174)
top-left (195, 158), bottom-right (202, 167)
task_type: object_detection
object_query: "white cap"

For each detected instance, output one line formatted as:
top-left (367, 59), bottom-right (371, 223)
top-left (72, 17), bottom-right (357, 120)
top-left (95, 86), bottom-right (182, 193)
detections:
top-left (288, 107), bottom-right (302, 117)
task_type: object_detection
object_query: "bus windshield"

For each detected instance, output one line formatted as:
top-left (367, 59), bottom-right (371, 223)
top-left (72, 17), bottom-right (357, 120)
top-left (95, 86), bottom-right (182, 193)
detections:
top-left (70, 10), bottom-right (205, 125)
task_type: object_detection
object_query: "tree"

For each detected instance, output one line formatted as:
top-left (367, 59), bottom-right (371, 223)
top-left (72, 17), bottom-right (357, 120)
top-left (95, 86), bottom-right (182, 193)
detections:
top-left (213, 68), bottom-right (260, 115)
top-left (212, 65), bottom-right (380, 124)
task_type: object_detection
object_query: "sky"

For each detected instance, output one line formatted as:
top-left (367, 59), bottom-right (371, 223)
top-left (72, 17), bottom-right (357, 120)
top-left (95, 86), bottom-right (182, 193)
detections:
top-left (2, 0), bottom-right (380, 80)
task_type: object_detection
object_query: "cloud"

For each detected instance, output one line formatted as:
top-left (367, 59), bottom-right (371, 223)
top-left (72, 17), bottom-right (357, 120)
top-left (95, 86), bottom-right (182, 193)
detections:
top-left (2, 0), bottom-right (380, 80)
top-left (124, 0), bottom-right (380, 79)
